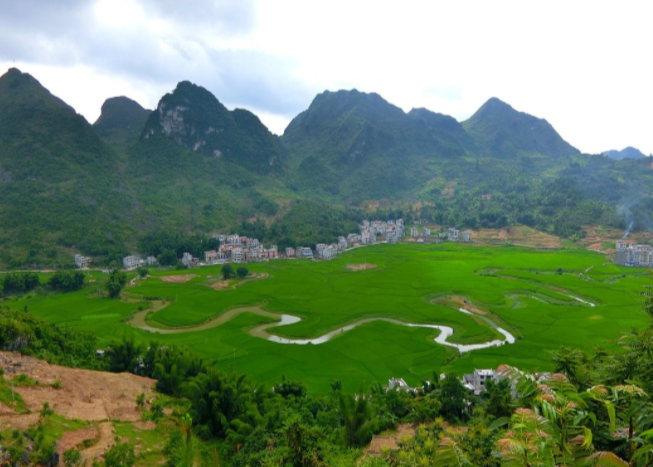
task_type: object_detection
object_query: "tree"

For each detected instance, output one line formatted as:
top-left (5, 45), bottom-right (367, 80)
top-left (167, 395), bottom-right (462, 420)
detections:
top-left (48, 270), bottom-right (85, 292)
top-left (236, 266), bottom-right (249, 279)
top-left (221, 264), bottom-right (235, 280)
top-left (338, 388), bottom-right (375, 447)
top-left (105, 269), bottom-right (127, 299)
top-left (137, 267), bottom-right (148, 278)
top-left (483, 379), bottom-right (513, 419)
top-left (439, 372), bottom-right (469, 422)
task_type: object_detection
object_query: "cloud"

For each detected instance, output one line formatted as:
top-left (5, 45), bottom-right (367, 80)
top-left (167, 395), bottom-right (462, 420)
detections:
top-left (0, 0), bottom-right (315, 128)
top-left (0, 1), bottom-right (652, 150)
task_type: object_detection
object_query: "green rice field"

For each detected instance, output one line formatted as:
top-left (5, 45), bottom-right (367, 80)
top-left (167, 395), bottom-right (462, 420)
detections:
top-left (9, 243), bottom-right (651, 393)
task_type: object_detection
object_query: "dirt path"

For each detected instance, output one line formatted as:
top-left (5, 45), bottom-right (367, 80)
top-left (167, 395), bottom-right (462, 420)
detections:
top-left (82, 422), bottom-right (115, 465)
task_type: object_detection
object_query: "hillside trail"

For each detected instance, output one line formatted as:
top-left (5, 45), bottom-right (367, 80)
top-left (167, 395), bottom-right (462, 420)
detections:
top-left (81, 421), bottom-right (115, 464)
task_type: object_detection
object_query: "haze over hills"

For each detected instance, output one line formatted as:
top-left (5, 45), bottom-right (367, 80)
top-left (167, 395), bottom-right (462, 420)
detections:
top-left (603, 147), bottom-right (649, 160)
top-left (1, 67), bottom-right (652, 268)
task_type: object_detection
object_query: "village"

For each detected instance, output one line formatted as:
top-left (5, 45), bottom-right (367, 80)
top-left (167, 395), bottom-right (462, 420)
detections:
top-left (615, 240), bottom-right (653, 267)
top-left (73, 220), bottom-right (474, 270)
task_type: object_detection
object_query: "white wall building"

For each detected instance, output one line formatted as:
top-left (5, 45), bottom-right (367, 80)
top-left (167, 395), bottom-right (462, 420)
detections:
top-left (123, 255), bottom-right (141, 270)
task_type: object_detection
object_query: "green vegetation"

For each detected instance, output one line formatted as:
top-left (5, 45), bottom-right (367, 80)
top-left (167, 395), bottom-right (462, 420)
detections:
top-left (48, 270), bottom-right (85, 292)
top-left (6, 244), bottom-right (650, 394)
top-left (1, 261), bottom-right (653, 466)
top-left (106, 269), bottom-right (128, 298)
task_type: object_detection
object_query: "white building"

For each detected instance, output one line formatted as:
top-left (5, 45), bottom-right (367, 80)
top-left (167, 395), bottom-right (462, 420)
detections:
top-left (146, 256), bottom-right (157, 266)
top-left (411, 226), bottom-right (419, 238)
top-left (268, 246), bottom-right (279, 259)
top-left (318, 244), bottom-right (337, 260)
top-left (74, 254), bottom-right (91, 269)
top-left (423, 227), bottom-right (431, 237)
top-left (447, 228), bottom-right (459, 241)
top-left (122, 255), bottom-right (141, 270)
top-left (181, 252), bottom-right (198, 268)
top-left (338, 236), bottom-right (348, 251)
top-left (462, 231), bottom-right (472, 242)
top-left (231, 248), bottom-right (244, 263)
top-left (285, 247), bottom-right (295, 258)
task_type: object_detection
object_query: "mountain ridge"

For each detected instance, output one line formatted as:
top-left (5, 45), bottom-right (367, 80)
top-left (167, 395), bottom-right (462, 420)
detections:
top-left (1, 67), bottom-right (652, 268)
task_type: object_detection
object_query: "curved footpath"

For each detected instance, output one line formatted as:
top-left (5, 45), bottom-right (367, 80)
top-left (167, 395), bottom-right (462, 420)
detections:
top-left (127, 305), bottom-right (516, 353)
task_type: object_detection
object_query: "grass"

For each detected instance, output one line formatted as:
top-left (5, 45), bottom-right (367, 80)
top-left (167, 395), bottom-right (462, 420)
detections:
top-left (11, 243), bottom-right (651, 394)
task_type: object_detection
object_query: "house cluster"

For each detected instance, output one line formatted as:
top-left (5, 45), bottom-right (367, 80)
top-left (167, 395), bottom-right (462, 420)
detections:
top-left (411, 226), bottom-right (473, 243)
top-left (616, 241), bottom-right (653, 267)
top-left (122, 255), bottom-right (158, 270)
top-left (203, 234), bottom-right (279, 266)
top-left (359, 219), bottom-right (405, 245)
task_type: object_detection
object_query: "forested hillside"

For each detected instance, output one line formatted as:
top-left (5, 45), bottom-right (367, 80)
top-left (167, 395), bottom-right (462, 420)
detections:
top-left (0, 67), bottom-right (651, 268)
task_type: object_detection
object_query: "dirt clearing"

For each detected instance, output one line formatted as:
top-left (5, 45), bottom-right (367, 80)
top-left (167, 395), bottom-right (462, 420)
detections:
top-left (160, 274), bottom-right (198, 283)
top-left (365, 424), bottom-right (415, 456)
top-left (346, 263), bottom-right (378, 271)
top-left (0, 352), bottom-right (155, 426)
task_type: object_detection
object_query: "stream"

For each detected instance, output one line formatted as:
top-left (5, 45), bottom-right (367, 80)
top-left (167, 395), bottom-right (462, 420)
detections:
top-left (128, 305), bottom-right (515, 353)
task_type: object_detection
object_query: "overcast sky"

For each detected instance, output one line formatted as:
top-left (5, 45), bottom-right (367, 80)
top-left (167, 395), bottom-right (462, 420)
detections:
top-left (1, 0), bottom-right (651, 155)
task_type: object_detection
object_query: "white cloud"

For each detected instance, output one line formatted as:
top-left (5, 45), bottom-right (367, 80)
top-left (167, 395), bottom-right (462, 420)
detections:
top-left (0, 0), bottom-right (652, 153)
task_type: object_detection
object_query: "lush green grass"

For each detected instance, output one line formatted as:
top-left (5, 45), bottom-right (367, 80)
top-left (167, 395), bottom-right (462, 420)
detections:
top-left (10, 244), bottom-right (650, 394)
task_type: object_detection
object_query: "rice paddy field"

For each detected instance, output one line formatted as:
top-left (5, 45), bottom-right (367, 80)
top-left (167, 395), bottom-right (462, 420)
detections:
top-left (9, 243), bottom-right (651, 394)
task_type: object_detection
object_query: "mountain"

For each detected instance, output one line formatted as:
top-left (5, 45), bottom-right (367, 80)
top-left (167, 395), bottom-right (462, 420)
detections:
top-left (93, 96), bottom-right (151, 147)
top-left (281, 89), bottom-right (469, 199)
top-left (2, 67), bottom-right (653, 268)
top-left (140, 81), bottom-right (282, 174)
top-left (603, 147), bottom-right (648, 160)
top-left (0, 68), bottom-right (132, 266)
top-left (462, 97), bottom-right (580, 159)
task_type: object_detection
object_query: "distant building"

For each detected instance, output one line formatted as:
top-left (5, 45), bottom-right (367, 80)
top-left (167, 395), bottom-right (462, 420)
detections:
top-left (318, 244), bottom-right (337, 260)
top-left (146, 256), bottom-right (158, 266)
top-left (296, 247), bottom-right (313, 259)
top-left (181, 252), bottom-right (199, 268)
top-left (411, 226), bottom-right (419, 238)
top-left (205, 250), bottom-right (218, 264)
top-left (447, 228), bottom-right (459, 241)
top-left (386, 232), bottom-right (397, 244)
top-left (285, 247), bottom-right (295, 258)
top-left (423, 227), bottom-right (431, 237)
top-left (122, 255), bottom-right (141, 270)
top-left (231, 248), bottom-right (244, 263)
top-left (338, 236), bottom-right (348, 251)
top-left (616, 242), bottom-right (653, 267)
top-left (462, 231), bottom-right (472, 242)
top-left (462, 369), bottom-right (498, 395)
top-left (268, 246), bottom-right (279, 259)
top-left (74, 254), bottom-right (92, 269)
top-left (387, 378), bottom-right (414, 392)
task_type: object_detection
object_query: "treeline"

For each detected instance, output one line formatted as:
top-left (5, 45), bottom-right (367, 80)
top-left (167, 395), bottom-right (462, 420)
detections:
top-left (0, 270), bottom-right (85, 297)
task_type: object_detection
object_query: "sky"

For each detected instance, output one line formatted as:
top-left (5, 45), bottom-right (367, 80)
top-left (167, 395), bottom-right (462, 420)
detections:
top-left (1, 0), bottom-right (652, 155)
